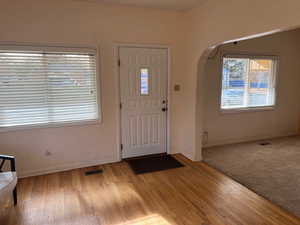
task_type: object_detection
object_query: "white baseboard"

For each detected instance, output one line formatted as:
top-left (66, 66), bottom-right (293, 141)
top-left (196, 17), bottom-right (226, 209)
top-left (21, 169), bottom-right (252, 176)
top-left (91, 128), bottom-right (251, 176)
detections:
top-left (18, 156), bottom-right (119, 178)
top-left (203, 132), bottom-right (298, 148)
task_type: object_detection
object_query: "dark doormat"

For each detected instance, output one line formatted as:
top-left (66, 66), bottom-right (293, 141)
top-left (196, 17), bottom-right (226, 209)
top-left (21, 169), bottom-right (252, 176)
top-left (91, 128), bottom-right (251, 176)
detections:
top-left (126, 154), bottom-right (184, 174)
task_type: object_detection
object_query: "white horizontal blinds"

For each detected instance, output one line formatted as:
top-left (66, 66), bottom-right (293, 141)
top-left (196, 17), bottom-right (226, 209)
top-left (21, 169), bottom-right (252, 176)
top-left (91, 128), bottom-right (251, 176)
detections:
top-left (0, 52), bottom-right (48, 127)
top-left (0, 49), bottom-right (98, 128)
top-left (47, 53), bottom-right (97, 123)
top-left (221, 56), bottom-right (276, 109)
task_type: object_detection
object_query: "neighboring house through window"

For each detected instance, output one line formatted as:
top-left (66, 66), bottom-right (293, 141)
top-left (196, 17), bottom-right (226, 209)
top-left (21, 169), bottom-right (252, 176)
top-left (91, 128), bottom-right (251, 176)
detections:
top-left (221, 54), bottom-right (278, 111)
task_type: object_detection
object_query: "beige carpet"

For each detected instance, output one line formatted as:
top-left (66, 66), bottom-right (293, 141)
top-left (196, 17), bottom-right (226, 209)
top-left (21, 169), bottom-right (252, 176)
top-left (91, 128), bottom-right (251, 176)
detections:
top-left (203, 136), bottom-right (300, 218)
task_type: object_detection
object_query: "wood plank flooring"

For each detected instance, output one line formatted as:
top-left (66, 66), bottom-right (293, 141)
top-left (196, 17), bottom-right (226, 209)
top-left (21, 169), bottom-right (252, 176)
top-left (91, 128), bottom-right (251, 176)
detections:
top-left (2, 154), bottom-right (300, 225)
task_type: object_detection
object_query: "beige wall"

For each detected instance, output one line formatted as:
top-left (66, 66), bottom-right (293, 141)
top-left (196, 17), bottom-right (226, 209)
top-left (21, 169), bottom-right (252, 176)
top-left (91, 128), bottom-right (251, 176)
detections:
top-left (2, 0), bottom-right (300, 175)
top-left (203, 30), bottom-right (300, 147)
top-left (0, 0), bottom-right (186, 177)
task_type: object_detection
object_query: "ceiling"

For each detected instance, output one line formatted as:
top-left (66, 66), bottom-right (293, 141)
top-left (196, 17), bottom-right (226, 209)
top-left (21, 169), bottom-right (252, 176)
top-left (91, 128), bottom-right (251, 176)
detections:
top-left (97, 0), bottom-right (205, 11)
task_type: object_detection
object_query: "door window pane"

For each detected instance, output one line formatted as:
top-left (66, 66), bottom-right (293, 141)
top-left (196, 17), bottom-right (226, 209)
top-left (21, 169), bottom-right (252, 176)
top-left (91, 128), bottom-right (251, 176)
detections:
top-left (140, 68), bottom-right (149, 95)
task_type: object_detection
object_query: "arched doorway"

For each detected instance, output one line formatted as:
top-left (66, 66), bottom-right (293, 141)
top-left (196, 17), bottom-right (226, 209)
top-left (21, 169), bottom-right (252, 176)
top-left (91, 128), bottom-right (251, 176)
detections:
top-left (195, 27), bottom-right (300, 160)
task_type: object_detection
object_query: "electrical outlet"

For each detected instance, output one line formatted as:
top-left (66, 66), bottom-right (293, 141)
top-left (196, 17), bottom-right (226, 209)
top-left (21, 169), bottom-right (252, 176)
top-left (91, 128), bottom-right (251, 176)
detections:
top-left (202, 131), bottom-right (208, 145)
top-left (174, 84), bottom-right (181, 91)
top-left (45, 150), bottom-right (52, 156)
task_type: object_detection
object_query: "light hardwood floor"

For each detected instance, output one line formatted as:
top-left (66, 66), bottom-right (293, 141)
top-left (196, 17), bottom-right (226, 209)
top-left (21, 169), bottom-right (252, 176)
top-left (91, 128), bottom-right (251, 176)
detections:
top-left (2, 154), bottom-right (300, 225)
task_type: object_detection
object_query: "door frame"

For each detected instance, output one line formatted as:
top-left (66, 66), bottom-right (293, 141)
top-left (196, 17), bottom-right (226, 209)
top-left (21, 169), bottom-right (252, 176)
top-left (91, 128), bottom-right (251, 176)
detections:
top-left (114, 43), bottom-right (171, 160)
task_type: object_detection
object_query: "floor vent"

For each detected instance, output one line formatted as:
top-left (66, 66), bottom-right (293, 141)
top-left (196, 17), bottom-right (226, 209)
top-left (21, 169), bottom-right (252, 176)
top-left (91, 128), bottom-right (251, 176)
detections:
top-left (259, 142), bottom-right (271, 146)
top-left (85, 169), bottom-right (103, 176)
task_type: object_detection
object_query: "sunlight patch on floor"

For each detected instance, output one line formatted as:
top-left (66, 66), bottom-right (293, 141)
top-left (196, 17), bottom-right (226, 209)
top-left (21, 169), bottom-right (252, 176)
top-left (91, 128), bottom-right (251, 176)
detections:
top-left (118, 214), bottom-right (171, 225)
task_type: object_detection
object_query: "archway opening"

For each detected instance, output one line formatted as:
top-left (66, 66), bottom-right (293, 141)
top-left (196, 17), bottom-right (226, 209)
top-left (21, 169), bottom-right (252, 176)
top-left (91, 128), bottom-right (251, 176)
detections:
top-left (197, 27), bottom-right (300, 218)
top-left (196, 26), bottom-right (300, 159)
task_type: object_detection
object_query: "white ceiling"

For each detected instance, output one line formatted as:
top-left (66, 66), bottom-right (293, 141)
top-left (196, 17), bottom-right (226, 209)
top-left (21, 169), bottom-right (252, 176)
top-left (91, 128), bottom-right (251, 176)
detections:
top-left (98, 0), bottom-right (205, 11)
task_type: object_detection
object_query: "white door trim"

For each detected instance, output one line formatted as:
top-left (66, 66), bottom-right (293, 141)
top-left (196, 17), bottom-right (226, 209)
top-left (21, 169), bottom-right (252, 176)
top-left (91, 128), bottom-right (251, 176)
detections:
top-left (114, 43), bottom-right (171, 160)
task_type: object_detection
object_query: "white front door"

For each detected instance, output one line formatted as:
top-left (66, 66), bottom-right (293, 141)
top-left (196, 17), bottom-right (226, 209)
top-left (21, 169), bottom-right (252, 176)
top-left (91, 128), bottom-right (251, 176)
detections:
top-left (119, 47), bottom-right (168, 158)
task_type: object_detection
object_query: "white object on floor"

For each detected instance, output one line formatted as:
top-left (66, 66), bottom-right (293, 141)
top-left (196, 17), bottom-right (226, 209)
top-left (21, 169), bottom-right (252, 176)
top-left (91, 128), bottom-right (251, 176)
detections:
top-left (0, 172), bottom-right (17, 205)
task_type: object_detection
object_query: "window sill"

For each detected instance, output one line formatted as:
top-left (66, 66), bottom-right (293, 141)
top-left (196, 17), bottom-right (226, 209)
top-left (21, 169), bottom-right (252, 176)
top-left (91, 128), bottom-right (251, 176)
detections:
top-left (220, 106), bottom-right (275, 114)
top-left (0, 119), bottom-right (101, 133)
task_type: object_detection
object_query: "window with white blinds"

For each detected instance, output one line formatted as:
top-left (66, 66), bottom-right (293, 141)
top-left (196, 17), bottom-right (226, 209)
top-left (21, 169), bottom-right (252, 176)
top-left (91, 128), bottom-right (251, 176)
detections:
top-left (221, 55), bottom-right (278, 110)
top-left (0, 47), bottom-right (99, 129)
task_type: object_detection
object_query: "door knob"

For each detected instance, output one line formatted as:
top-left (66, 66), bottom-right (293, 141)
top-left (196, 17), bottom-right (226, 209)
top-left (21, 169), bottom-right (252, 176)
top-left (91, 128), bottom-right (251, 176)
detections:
top-left (162, 108), bottom-right (167, 112)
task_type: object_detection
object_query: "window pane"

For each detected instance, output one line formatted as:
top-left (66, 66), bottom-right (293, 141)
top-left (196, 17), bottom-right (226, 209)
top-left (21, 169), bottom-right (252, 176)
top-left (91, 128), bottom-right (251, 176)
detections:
top-left (0, 52), bottom-right (48, 127)
top-left (47, 54), bottom-right (97, 123)
top-left (221, 58), bottom-right (248, 108)
top-left (248, 59), bottom-right (274, 107)
top-left (221, 56), bottom-right (276, 110)
top-left (140, 68), bottom-right (149, 95)
top-left (0, 50), bottom-right (98, 129)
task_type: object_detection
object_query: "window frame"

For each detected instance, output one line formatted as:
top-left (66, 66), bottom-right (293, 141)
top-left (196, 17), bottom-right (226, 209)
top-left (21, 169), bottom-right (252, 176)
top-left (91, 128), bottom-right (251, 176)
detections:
top-left (219, 53), bottom-right (279, 114)
top-left (0, 44), bottom-right (102, 132)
